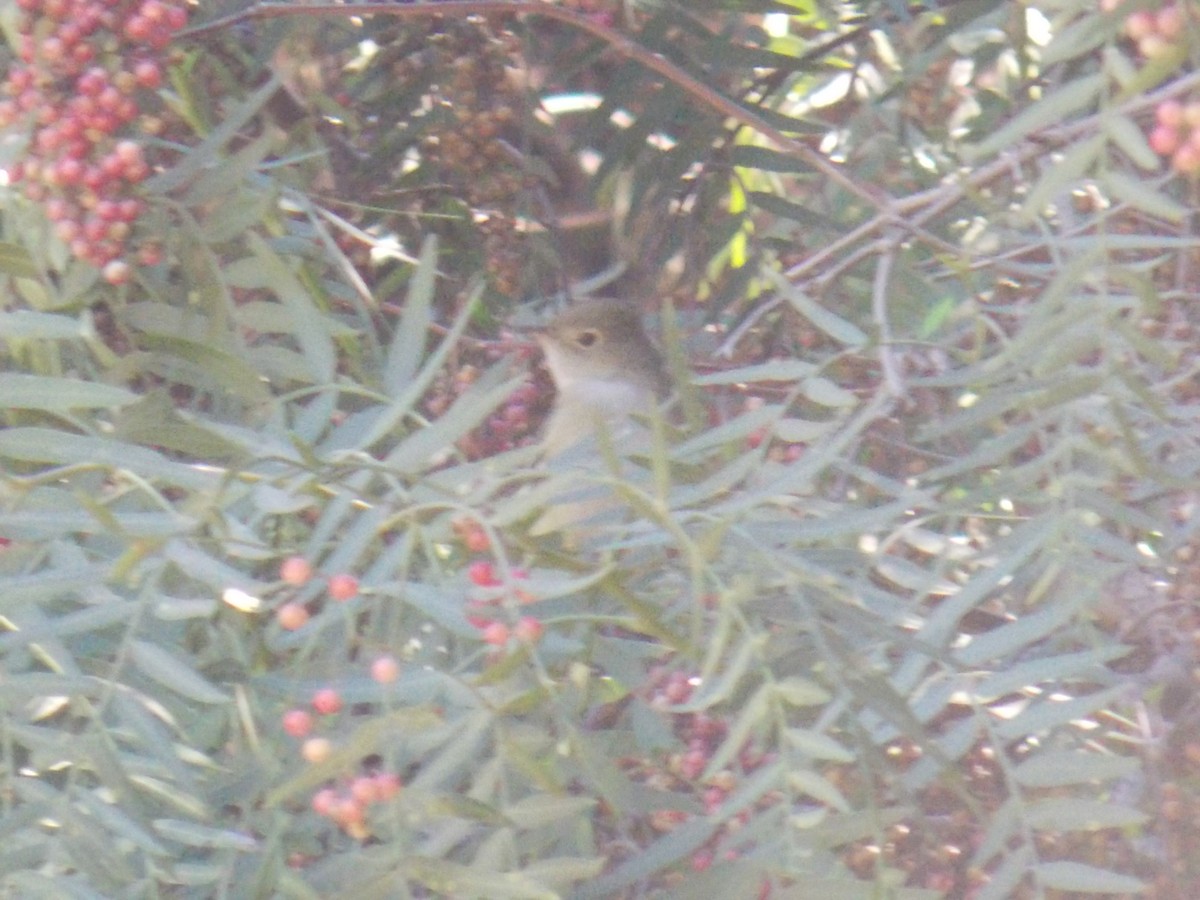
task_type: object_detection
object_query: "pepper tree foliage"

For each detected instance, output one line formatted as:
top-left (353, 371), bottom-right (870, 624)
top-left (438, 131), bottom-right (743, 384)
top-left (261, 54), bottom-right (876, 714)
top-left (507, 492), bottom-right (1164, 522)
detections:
top-left (1, 0), bottom-right (1197, 897)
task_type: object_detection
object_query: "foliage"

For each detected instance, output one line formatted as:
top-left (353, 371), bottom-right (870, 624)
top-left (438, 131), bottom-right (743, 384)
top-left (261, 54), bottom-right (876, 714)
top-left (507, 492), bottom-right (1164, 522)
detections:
top-left (1, 0), bottom-right (1197, 898)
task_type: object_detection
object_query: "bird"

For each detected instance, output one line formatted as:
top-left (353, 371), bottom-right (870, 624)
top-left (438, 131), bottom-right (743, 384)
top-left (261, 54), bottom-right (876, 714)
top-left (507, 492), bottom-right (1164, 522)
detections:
top-left (529, 299), bottom-right (670, 538)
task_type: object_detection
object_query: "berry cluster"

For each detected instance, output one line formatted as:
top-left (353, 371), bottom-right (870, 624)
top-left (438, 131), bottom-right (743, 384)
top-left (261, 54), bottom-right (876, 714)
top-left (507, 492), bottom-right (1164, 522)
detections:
top-left (274, 556), bottom-right (362, 632)
top-left (464, 556), bottom-right (544, 648)
top-left (281, 670), bottom-right (404, 839)
top-left (1, 0), bottom-right (188, 282)
top-left (310, 771), bottom-right (403, 840)
top-left (1148, 99), bottom-right (1200, 175)
top-left (1110, 0), bottom-right (1190, 60)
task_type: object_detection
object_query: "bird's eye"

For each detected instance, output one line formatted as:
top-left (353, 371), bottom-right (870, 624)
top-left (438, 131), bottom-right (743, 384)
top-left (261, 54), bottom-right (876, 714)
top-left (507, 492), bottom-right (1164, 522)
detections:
top-left (576, 329), bottom-right (599, 348)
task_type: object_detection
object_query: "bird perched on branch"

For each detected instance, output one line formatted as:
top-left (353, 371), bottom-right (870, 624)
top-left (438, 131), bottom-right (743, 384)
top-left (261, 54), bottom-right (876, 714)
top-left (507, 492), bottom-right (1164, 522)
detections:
top-left (529, 299), bottom-right (671, 538)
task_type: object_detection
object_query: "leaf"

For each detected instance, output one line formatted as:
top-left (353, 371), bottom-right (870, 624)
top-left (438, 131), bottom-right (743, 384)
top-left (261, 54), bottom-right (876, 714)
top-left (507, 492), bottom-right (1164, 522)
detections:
top-left (383, 371), bottom-right (525, 473)
top-left (1014, 751), bottom-right (1139, 788)
top-left (730, 145), bottom-right (817, 173)
top-left (0, 374), bottom-right (137, 412)
top-left (384, 234), bottom-right (438, 393)
top-left (152, 819), bottom-right (258, 851)
top-left (129, 640), bottom-right (229, 705)
top-left (974, 844), bottom-right (1033, 900)
top-left (786, 728), bottom-right (855, 763)
top-left (0, 241), bottom-right (38, 278)
top-left (765, 268), bottom-right (868, 346)
top-left (1103, 114), bottom-right (1160, 171)
top-left (964, 74), bottom-right (1104, 160)
top-left (994, 686), bottom-right (1124, 740)
top-left (0, 428), bottom-right (221, 490)
top-left (692, 360), bottom-right (814, 385)
top-left (1102, 170), bottom-right (1188, 223)
top-left (146, 75), bottom-right (283, 193)
top-left (0, 310), bottom-right (89, 339)
top-left (246, 233), bottom-right (336, 383)
top-left (747, 191), bottom-right (836, 229)
top-left (503, 795), bottom-right (597, 830)
top-left (1024, 798), bottom-right (1146, 832)
top-left (773, 417), bottom-right (834, 442)
top-left (1034, 861), bottom-right (1146, 893)
top-left (802, 376), bottom-right (857, 408)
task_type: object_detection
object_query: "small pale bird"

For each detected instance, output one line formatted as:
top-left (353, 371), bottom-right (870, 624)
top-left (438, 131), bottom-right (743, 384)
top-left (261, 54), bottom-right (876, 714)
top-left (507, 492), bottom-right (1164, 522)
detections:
top-left (530, 299), bottom-right (670, 537)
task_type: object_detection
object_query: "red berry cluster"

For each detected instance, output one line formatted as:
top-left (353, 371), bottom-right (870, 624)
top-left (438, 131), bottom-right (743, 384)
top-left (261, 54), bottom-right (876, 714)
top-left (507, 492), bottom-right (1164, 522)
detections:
top-left (1108, 0), bottom-right (1189, 59)
top-left (1149, 99), bottom-right (1200, 175)
top-left (464, 557), bottom-right (543, 648)
top-left (280, 671), bottom-right (406, 840)
top-left (274, 557), bottom-right (362, 632)
top-left (310, 771), bottom-right (402, 839)
top-left (1, 0), bottom-right (188, 283)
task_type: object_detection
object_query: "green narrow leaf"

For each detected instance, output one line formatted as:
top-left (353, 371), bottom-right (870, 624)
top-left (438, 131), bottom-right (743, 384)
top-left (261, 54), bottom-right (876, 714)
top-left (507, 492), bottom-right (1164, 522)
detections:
top-left (384, 234), bottom-right (438, 393)
top-left (0, 428), bottom-right (221, 490)
top-left (248, 233), bottom-right (336, 383)
top-left (0, 310), bottom-right (89, 339)
top-left (146, 75), bottom-right (283, 193)
top-left (703, 682), bottom-right (771, 775)
top-left (152, 819), bottom-right (258, 851)
top-left (0, 374), bottom-right (137, 411)
top-left (765, 268), bottom-right (867, 346)
top-left (1014, 751), bottom-right (1139, 788)
top-left (975, 843), bottom-right (1033, 900)
top-left (1103, 170), bottom-right (1188, 223)
top-left (1103, 113), bottom-right (1159, 170)
top-left (692, 360), bottom-right (814, 385)
top-left (503, 795), bottom-right (597, 830)
top-left (994, 686), bottom-right (1124, 740)
top-left (1034, 861), bottom-right (1146, 893)
top-left (383, 371), bottom-right (524, 472)
top-left (965, 74), bottom-right (1104, 160)
top-left (772, 417), bottom-right (833, 442)
top-left (129, 640), bottom-right (229, 704)
top-left (802, 376), bottom-right (857, 408)
top-left (1024, 798), bottom-right (1146, 831)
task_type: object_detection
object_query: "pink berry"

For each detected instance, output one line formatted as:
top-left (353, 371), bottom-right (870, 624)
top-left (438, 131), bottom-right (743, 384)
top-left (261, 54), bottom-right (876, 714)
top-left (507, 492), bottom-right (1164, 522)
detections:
top-left (1156, 4), bottom-right (1184, 40)
top-left (279, 556), bottom-right (312, 586)
top-left (311, 788), bottom-right (338, 816)
top-left (513, 616), bottom-right (544, 644)
top-left (373, 771), bottom-right (402, 799)
top-left (1172, 144), bottom-right (1200, 175)
top-left (481, 621), bottom-right (509, 646)
top-left (311, 687), bottom-right (342, 715)
top-left (370, 655), bottom-right (400, 684)
top-left (1149, 124), bottom-right (1181, 156)
top-left (349, 776), bottom-right (379, 805)
top-left (1124, 10), bottom-right (1155, 40)
top-left (276, 602), bottom-right (309, 631)
top-left (327, 573), bottom-right (359, 601)
top-left (1156, 99), bottom-right (1184, 128)
top-left (467, 560), bottom-right (498, 587)
top-left (282, 708), bottom-right (314, 738)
